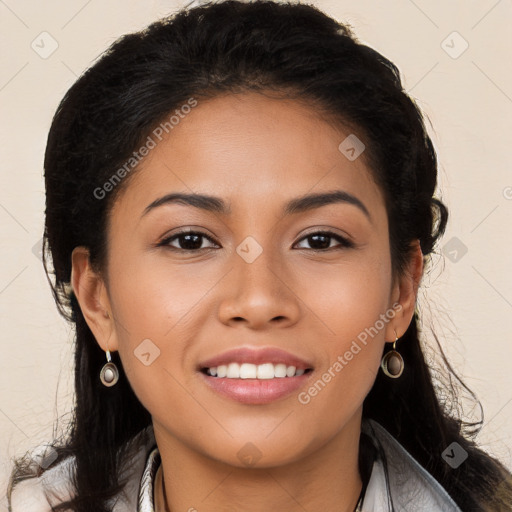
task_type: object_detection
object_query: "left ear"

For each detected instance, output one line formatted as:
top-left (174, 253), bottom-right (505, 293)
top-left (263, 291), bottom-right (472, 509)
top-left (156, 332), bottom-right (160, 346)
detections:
top-left (385, 240), bottom-right (424, 341)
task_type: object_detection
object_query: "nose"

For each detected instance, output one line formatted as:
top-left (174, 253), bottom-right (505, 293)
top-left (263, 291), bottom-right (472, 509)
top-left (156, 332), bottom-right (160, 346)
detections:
top-left (217, 244), bottom-right (301, 330)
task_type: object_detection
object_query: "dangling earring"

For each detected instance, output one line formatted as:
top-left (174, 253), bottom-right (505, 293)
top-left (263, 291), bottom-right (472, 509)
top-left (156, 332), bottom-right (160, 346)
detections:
top-left (381, 329), bottom-right (404, 378)
top-left (100, 348), bottom-right (119, 386)
top-left (100, 311), bottom-right (119, 387)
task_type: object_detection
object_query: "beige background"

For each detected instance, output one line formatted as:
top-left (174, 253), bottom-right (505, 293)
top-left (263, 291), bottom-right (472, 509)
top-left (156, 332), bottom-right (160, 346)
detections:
top-left (1, 0), bottom-right (511, 509)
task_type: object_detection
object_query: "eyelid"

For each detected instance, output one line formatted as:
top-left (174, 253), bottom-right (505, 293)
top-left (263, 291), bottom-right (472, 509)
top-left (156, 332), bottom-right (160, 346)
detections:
top-left (298, 226), bottom-right (354, 243)
top-left (157, 226), bottom-right (216, 242)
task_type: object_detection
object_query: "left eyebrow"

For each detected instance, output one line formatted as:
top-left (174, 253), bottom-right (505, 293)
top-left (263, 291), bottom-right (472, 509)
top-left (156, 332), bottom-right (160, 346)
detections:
top-left (141, 192), bottom-right (228, 218)
top-left (141, 190), bottom-right (371, 222)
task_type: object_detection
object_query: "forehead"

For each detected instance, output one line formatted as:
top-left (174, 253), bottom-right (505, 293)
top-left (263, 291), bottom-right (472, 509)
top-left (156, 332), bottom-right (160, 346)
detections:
top-left (110, 91), bottom-right (384, 223)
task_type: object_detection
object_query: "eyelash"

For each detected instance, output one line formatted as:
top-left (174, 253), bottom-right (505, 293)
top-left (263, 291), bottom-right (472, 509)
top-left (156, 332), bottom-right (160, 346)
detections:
top-left (157, 229), bottom-right (355, 253)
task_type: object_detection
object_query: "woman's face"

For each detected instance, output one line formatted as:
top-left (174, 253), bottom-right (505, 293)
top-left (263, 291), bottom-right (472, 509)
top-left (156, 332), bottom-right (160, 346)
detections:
top-left (75, 91), bottom-right (417, 468)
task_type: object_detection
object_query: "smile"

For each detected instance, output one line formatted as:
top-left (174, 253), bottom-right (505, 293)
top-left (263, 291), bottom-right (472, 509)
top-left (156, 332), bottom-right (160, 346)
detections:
top-left (199, 364), bottom-right (314, 405)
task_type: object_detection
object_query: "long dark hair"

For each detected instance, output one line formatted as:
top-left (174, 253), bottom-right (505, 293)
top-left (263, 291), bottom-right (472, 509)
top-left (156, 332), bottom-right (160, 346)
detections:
top-left (7, 1), bottom-right (512, 510)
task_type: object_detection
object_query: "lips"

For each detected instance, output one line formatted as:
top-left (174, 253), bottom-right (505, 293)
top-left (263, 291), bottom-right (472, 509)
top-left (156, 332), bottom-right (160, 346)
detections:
top-left (199, 370), bottom-right (312, 404)
top-left (197, 346), bottom-right (314, 371)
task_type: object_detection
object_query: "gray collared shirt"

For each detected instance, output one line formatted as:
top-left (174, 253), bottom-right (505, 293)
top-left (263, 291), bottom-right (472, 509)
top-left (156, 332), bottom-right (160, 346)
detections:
top-left (9, 419), bottom-right (462, 511)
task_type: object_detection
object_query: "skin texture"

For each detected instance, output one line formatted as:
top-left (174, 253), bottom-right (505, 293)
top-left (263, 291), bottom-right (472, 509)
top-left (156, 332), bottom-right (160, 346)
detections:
top-left (71, 91), bottom-right (423, 512)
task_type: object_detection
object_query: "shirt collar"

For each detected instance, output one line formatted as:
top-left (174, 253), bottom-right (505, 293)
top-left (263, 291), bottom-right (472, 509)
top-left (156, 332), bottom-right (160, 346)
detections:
top-left (138, 446), bottom-right (160, 512)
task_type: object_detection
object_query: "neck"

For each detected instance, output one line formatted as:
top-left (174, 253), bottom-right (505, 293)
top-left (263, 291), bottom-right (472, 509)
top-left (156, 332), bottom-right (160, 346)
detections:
top-left (153, 412), bottom-right (365, 512)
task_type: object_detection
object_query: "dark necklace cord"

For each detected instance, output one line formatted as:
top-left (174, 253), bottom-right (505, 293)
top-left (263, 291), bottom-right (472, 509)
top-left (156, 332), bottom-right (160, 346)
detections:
top-left (354, 482), bottom-right (365, 511)
top-left (162, 471), bottom-right (171, 512)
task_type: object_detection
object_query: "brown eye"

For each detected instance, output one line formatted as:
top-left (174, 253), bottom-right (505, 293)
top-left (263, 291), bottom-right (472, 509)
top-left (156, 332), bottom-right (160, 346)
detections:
top-left (294, 231), bottom-right (354, 251)
top-left (158, 230), bottom-right (218, 252)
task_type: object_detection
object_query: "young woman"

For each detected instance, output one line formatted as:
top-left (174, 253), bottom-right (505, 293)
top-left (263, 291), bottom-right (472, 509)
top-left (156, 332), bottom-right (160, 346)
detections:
top-left (7, 1), bottom-right (512, 511)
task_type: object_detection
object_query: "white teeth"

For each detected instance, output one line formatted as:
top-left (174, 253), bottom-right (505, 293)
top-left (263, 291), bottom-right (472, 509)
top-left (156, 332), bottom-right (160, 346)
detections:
top-left (286, 365), bottom-right (296, 377)
top-left (274, 363), bottom-right (287, 378)
top-left (227, 363), bottom-right (239, 378)
top-left (206, 363), bottom-right (309, 378)
top-left (257, 363), bottom-right (274, 379)
top-left (240, 363), bottom-right (257, 379)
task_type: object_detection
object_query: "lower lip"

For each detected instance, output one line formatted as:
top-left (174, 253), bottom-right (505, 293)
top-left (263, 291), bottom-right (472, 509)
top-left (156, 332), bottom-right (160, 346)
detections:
top-left (199, 371), bottom-right (313, 405)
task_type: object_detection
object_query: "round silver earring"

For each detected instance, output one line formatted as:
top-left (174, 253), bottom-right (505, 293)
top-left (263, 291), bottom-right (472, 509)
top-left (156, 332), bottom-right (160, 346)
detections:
top-left (381, 330), bottom-right (404, 379)
top-left (100, 349), bottom-right (119, 387)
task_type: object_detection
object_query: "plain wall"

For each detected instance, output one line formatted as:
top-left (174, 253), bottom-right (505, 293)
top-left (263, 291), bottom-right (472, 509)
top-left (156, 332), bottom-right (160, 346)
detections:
top-left (1, 0), bottom-right (511, 509)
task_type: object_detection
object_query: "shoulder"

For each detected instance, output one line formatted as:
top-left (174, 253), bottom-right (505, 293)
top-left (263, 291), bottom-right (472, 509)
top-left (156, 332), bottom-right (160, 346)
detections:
top-left (8, 454), bottom-right (75, 512)
top-left (362, 419), bottom-right (462, 511)
top-left (9, 426), bottom-right (156, 512)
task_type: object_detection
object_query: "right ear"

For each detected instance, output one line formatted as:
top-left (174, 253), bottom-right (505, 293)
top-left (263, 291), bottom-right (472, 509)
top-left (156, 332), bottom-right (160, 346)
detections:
top-left (70, 246), bottom-right (118, 353)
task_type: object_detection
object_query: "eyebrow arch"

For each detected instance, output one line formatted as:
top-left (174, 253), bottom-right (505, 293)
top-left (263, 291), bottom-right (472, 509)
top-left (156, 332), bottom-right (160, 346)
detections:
top-left (141, 190), bottom-right (371, 221)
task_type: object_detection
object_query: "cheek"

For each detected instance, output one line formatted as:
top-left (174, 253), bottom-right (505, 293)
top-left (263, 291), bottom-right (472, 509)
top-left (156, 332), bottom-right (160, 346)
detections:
top-left (106, 251), bottom-right (221, 418)
top-left (294, 251), bottom-right (392, 412)
top-left (108, 243), bottom-right (203, 340)
top-left (300, 247), bottom-right (393, 341)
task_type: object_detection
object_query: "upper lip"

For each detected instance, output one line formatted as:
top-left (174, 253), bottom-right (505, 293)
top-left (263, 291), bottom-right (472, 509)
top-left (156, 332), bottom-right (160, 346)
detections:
top-left (198, 346), bottom-right (314, 371)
